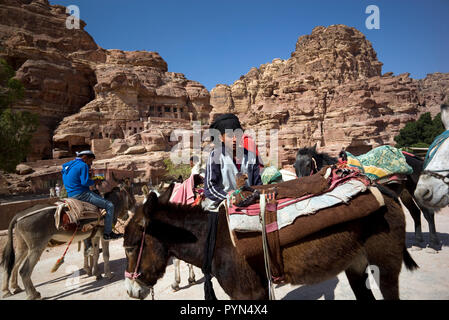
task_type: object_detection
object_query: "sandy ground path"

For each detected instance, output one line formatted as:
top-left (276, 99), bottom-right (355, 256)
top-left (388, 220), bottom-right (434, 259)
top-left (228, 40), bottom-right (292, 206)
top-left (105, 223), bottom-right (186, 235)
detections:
top-left (1, 205), bottom-right (448, 300)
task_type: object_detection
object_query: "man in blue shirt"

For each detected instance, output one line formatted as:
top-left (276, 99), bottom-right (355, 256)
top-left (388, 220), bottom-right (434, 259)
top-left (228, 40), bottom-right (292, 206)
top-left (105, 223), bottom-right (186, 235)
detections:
top-left (61, 150), bottom-right (122, 240)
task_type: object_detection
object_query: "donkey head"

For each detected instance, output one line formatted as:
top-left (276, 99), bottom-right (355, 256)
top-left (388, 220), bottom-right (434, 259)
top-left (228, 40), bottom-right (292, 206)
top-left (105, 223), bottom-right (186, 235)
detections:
top-left (415, 103), bottom-right (449, 208)
top-left (123, 190), bottom-right (196, 299)
top-left (294, 145), bottom-right (319, 178)
top-left (107, 172), bottom-right (136, 221)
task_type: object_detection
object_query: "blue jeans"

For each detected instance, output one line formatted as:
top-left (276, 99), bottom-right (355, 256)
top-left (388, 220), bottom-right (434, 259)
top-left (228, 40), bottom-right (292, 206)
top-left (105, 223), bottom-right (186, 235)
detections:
top-left (72, 190), bottom-right (115, 235)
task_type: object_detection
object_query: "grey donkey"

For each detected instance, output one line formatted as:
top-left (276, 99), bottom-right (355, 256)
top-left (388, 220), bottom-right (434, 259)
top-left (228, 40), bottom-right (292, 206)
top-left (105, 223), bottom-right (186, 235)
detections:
top-left (1, 183), bottom-right (135, 300)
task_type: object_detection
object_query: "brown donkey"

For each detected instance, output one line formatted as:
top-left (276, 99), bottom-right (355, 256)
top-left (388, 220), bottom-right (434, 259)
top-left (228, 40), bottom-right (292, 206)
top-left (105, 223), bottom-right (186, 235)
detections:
top-left (123, 189), bottom-right (418, 300)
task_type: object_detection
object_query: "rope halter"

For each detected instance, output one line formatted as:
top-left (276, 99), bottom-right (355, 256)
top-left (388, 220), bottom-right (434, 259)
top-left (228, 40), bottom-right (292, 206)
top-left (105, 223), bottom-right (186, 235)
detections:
top-left (124, 228), bottom-right (146, 280)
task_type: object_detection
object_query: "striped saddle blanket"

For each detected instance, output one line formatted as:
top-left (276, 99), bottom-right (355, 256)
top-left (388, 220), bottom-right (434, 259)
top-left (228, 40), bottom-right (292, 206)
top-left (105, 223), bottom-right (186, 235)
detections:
top-left (54, 198), bottom-right (104, 231)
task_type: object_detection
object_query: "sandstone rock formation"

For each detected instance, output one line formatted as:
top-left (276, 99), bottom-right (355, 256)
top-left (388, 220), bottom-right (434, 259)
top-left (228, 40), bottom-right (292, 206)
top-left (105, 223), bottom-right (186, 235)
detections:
top-left (210, 25), bottom-right (449, 166)
top-left (0, 0), bottom-right (104, 160)
top-left (1, 2), bottom-right (448, 196)
top-left (0, 0), bottom-right (213, 190)
top-left (52, 49), bottom-right (212, 160)
top-left (15, 164), bottom-right (33, 175)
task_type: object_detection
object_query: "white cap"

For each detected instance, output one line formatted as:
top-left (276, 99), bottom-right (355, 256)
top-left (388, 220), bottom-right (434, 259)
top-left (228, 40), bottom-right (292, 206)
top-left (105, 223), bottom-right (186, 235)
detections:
top-left (76, 150), bottom-right (96, 158)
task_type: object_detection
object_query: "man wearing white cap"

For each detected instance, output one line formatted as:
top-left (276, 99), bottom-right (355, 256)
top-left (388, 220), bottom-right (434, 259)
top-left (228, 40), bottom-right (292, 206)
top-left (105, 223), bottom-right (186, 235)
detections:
top-left (61, 150), bottom-right (122, 240)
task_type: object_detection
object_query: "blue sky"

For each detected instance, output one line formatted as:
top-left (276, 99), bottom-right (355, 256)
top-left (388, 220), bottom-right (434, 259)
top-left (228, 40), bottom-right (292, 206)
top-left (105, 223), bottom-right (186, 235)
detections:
top-left (50, 0), bottom-right (449, 91)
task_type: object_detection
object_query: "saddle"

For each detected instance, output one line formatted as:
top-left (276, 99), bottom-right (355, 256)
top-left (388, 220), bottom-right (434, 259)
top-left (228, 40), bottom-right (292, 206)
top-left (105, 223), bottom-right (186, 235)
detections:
top-left (225, 166), bottom-right (385, 283)
top-left (54, 198), bottom-right (105, 232)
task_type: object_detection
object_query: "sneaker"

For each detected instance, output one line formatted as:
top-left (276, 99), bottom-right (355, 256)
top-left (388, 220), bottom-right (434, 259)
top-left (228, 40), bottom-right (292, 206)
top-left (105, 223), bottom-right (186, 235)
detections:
top-left (103, 232), bottom-right (123, 241)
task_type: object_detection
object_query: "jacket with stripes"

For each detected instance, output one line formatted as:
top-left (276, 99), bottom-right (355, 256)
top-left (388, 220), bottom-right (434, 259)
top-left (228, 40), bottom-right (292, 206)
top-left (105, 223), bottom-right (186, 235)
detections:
top-left (203, 144), bottom-right (262, 202)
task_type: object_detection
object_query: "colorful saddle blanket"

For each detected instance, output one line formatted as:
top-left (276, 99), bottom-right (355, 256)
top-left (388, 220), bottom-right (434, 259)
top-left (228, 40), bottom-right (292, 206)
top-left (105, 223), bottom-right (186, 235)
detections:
top-left (345, 145), bottom-right (413, 180)
top-left (227, 178), bottom-right (369, 233)
top-left (224, 166), bottom-right (385, 280)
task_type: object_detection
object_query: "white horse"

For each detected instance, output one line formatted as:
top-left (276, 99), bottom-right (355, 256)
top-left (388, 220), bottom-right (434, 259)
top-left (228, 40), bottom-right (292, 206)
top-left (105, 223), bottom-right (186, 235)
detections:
top-left (415, 104), bottom-right (449, 208)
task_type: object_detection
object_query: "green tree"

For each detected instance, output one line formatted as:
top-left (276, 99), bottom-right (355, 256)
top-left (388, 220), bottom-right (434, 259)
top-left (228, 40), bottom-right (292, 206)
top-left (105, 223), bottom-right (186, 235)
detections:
top-left (0, 58), bottom-right (39, 172)
top-left (162, 158), bottom-right (191, 181)
top-left (394, 111), bottom-right (445, 148)
top-left (0, 59), bottom-right (24, 109)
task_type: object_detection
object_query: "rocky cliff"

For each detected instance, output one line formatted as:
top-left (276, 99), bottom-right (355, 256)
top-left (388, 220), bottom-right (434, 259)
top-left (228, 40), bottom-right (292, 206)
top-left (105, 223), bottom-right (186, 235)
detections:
top-left (0, 0), bottom-right (105, 160)
top-left (210, 25), bottom-right (449, 166)
top-left (0, 0), bottom-right (212, 163)
top-left (1, 2), bottom-right (448, 195)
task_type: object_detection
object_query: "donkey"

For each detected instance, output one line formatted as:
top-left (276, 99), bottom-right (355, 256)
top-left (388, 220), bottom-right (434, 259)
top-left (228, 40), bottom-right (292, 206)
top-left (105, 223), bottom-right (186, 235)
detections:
top-left (1, 181), bottom-right (135, 300)
top-left (294, 145), bottom-right (441, 251)
top-left (123, 187), bottom-right (418, 300)
top-left (415, 103), bottom-right (449, 209)
top-left (141, 182), bottom-right (196, 291)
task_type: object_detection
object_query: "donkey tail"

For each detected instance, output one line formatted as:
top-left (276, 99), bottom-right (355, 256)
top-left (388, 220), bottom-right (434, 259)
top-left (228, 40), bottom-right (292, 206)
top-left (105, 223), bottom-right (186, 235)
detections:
top-left (0, 214), bottom-right (19, 282)
top-left (403, 246), bottom-right (419, 271)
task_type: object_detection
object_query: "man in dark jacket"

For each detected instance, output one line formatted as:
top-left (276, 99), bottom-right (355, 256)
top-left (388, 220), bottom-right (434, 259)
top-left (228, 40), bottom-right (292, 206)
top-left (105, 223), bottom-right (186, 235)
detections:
top-left (203, 114), bottom-right (262, 209)
top-left (61, 150), bottom-right (122, 240)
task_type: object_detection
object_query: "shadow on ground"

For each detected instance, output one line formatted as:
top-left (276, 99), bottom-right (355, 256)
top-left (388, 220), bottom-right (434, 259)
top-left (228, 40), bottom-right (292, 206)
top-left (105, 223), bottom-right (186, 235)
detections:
top-left (40, 258), bottom-right (127, 300)
top-left (281, 277), bottom-right (339, 300)
top-left (405, 231), bottom-right (449, 250)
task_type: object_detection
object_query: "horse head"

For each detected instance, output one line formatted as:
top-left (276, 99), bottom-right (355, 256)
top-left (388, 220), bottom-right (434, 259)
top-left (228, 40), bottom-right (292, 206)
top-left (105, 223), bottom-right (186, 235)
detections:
top-left (415, 103), bottom-right (449, 208)
top-left (123, 191), bottom-right (196, 299)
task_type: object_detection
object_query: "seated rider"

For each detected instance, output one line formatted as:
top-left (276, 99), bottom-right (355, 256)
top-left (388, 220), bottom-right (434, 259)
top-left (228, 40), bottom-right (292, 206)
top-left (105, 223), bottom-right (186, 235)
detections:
top-left (203, 113), bottom-right (262, 210)
top-left (61, 150), bottom-right (123, 241)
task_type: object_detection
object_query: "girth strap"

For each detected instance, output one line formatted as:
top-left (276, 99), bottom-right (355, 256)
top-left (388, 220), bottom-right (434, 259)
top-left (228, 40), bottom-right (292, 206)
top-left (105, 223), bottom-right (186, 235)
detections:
top-left (264, 193), bottom-right (284, 283)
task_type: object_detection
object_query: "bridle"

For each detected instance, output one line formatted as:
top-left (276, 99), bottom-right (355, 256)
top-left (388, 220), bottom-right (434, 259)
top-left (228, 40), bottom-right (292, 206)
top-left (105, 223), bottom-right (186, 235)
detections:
top-left (422, 169), bottom-right (449, 186)
top-left (124, 228), bottom-right (146, 281)
top-left (124, 226), bottom-right (155, 300)
top-left (119, 184), bottom-right (135, 211)
top-left (422, 131), bottom-right (449, 186)
top-left (309, 156), bottom-right (318, 176)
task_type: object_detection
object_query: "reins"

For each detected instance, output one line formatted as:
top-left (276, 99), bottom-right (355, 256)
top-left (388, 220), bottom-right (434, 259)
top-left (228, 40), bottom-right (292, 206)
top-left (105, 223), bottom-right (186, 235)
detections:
top-left (125, 228), bottom-right (146, 280)
top-left (124, 227), bottom-right (155, 300)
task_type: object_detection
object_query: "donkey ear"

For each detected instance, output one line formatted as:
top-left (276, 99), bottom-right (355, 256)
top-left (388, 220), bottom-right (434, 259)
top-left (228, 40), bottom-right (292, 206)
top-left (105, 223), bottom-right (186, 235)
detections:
top-left (158, 182), bottom-right (175, 205)
top-left (142, 185), bottom-right (149, 196)
top-left (142, 191), bottom-right (158, 220)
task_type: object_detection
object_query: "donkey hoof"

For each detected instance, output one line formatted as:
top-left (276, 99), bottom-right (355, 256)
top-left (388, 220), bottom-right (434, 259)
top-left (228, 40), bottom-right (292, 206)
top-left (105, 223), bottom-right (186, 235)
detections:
top-left (27, 292), bottom-right (41, 300)
top-left (188, 278), bottom-right (196, 285)
top-left (105, 273), bottom-right (114, 280)
top-left (171, 284), bottom-right (180, 292)
top-left (2, 291), bottom-right (13, 298)
top-left (96, 274), bottom-right (103, 281)
top-left (428, 242), bottom-right (442, 252)
top-left (425, 247), bottom-right (439, 254)
top-left (12, 287), bottom-right (23, 294)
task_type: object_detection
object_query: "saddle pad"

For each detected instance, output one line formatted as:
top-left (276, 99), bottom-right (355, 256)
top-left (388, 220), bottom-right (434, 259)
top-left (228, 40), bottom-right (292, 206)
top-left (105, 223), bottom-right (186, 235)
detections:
top-left (228, 179), bottom-right (368, 233)
top-left (346, 145), bottom-right (413, 180)
top-left (61, 198), bottom-right (101, 225)
top-left (228, 187), bottom-right (384, 258)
